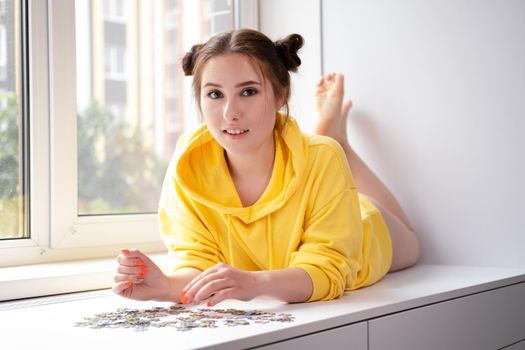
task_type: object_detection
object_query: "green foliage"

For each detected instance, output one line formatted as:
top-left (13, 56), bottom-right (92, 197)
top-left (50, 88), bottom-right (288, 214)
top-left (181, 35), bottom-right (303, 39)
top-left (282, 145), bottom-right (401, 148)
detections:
top-left (77, 102), bottom-right (167, 215)
top-left (0, 93), bottom-right (20, 237)
top-left (0, 93), bottom-right (19, 199)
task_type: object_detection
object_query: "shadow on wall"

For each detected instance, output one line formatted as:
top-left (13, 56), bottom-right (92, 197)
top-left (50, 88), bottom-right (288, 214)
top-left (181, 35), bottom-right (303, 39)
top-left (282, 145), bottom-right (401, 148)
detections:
top-left (347, 108), bottom-right (432, 260)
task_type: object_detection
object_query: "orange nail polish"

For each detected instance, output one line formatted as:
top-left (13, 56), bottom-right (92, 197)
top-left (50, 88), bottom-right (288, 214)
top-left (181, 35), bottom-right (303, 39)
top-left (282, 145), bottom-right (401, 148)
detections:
top-left (180, 291), bottom-right (188, 304)
top-left (120, 249), bottom-right (130, 255)
top-left (124, 280), bottom-right (132, 287)
top-left (139, 268), bottom-right (148, 275)
top-left (207, 301), bottom-right (213, 307)
top-left (134, 260), bottom-right (144, 266)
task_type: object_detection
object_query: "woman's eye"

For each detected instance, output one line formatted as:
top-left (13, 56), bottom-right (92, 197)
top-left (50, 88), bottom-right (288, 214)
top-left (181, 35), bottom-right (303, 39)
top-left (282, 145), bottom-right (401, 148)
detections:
top-left (207, 90), bottom-right (222, 99)
top-left (242, 88), bottom-right (258, 97)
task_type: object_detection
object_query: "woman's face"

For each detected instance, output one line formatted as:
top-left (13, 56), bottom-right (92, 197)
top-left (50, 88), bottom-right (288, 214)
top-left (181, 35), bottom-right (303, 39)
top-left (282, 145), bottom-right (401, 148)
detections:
top-left (199, 53), bottom-right (282, 158)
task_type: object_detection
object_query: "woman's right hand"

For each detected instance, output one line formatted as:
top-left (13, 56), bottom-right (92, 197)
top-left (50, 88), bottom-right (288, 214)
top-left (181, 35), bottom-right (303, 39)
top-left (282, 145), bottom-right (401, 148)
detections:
top-left (112, 249), bottom-right (173, 302)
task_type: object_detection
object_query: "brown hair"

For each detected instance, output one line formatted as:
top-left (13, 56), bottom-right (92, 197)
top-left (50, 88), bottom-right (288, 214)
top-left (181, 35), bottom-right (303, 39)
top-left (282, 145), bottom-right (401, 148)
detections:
top-left (182, 29), bottom-right (303, 121)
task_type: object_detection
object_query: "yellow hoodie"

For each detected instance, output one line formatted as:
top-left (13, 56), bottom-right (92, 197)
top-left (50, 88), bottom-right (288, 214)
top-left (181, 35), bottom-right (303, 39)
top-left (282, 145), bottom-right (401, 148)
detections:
top-left (158, 114), bottom-right (392, 301)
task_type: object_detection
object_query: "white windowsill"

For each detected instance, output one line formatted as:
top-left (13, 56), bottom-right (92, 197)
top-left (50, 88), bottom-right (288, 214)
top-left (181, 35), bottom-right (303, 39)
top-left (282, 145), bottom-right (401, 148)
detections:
top-left (1, 264), bottom-right (524, 349)
top-left (0, 253), bottom-right (167, 301)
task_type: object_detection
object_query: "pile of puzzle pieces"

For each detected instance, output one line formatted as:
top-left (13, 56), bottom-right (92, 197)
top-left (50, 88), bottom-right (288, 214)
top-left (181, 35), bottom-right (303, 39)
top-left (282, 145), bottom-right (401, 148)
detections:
top-left (75, 305), bottom-right (294, 332)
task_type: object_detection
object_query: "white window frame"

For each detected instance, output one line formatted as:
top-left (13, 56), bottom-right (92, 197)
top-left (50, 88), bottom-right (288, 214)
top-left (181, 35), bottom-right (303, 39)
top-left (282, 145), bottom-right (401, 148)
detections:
top-left (0, 0), bottom-right (259, 274)
top-left (0, 0), bottom-right (52, 266)
top-left (49, 0), bottom-right (163, 251)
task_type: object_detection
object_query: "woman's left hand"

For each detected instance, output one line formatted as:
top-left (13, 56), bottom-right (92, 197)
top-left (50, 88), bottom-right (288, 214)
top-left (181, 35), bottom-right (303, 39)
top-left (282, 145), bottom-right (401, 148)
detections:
top-left (181, 262), bottom-right (261, 306)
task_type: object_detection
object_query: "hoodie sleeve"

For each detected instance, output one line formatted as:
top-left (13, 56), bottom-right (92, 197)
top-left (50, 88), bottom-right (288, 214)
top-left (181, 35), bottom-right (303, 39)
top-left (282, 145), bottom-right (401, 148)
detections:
top-left (289, 140), bottom-right (362, 302)
top-left (158, 142), bottom-right (224, 273)
top-left (159, 191), bottom-right (223, 273)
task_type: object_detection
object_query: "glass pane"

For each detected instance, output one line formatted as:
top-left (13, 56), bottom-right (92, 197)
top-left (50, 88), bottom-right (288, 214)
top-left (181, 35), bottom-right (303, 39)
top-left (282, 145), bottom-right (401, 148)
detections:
top-left (0, 0), bottom-right (28, 239)
top-left (75, 0), bottom-right (233, 216)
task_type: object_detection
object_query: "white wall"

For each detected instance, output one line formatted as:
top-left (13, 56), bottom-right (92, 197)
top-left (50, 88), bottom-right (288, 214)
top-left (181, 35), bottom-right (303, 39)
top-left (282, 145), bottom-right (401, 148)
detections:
top-left (259, 0), bottom-right (322, 132)
top-left (322, 0), bottom-right (525, 268)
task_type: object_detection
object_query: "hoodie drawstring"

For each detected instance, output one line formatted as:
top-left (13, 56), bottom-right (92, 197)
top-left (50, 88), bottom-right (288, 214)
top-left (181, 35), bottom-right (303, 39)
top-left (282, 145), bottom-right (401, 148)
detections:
top-left (267, 214), bottom-right (273, 270)
top-left (227, 214), bottom-right (235, 266)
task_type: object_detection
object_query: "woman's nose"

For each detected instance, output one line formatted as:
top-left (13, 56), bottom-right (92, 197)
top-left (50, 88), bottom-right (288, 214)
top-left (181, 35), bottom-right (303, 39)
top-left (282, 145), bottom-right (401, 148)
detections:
top-left (223, 98), bottom-right (242, 122)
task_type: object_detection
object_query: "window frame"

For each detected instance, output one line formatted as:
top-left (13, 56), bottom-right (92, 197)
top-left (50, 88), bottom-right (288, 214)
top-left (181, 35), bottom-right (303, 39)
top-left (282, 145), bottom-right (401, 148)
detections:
top-left (0, 0), bottom-right (259, 269)
top-left (49, 0), bottom-right (164, 252)
top-left (0, 0), bottom-right (52, 265)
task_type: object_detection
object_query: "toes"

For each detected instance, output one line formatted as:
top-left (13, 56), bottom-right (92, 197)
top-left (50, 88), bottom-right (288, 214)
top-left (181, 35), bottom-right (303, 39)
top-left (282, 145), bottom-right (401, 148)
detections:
top-left (325, 73), bottom-right (335, 85)
top-left (316, 76), bottom-right (325, 88)
top-left (320, 73), bottom-right (344, 95)
top-left (335, 73), bottom-right (345, 84)
top-left (332, 74), bottom-right (344, 94)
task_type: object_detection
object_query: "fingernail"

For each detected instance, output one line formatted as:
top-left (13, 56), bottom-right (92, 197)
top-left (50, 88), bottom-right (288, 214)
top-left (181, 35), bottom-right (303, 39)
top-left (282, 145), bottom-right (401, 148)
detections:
top-left (207, 301), bottom-right (213, 307)
top-left (135, 277), bottom-right (144, 283)
top-left (124, 280), bottom-right (132, 287)
top-left (120, 249), bottom-right (130, 255)
top-left (180, 291), bottom-right (189, 304)
top-left (134, 260), bottom-right (145, 266)
top-left (136, 274), bottom-right (144, 279)
top-left (139, 268), bottom-right (148, 275)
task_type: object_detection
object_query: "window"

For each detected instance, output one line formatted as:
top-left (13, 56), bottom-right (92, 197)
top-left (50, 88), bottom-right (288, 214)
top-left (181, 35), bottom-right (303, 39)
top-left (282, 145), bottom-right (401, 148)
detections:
top-left (45, 0), bottom-right (239, 251)
top-left (0, 0), bottom-right (28, 242)
top-left (0, 0), bottom-right (259, 270)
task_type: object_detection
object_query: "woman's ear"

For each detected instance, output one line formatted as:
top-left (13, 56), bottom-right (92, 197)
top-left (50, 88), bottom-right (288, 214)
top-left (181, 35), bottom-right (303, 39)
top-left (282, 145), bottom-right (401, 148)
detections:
top-left (275, 95), bottom-right (285, 111)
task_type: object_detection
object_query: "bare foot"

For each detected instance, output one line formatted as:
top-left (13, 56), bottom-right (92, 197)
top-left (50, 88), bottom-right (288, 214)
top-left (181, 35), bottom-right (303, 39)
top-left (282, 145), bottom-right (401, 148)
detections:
top-left (313, 73), bottom-right (352, 145)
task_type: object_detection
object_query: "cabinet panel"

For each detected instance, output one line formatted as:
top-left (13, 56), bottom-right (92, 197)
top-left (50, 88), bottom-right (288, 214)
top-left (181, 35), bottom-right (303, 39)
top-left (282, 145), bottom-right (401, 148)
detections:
top-left (255, 322), bottom-right (367, 350)
top-left (369, 283), bottom-right (525, 350)
top-left (504, 340), bottom-right (525, 350)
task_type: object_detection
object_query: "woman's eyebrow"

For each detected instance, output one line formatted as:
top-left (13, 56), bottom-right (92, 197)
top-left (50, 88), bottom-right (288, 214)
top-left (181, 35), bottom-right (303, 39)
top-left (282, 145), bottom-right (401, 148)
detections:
top-left (203, 80), bottom-right (261, 88)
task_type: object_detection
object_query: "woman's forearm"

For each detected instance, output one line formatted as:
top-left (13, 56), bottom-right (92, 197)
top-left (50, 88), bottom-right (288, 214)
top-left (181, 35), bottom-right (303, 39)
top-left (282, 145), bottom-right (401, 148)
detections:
top-left (165, 264), bottom-right (312, 305)
top-left (253, 267), bottom-right (313, 303)
top-left (163, 268), bottom-right (202, 303)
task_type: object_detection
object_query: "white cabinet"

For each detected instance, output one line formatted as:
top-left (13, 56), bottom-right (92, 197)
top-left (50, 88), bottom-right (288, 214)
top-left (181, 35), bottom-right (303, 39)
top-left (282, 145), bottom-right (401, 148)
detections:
top-left (255, 322), bottom-right (367, 350)
top-left (255, 282), bottom-right (525, 350)
top-left (504, 340), bottom-right (525, 350)
top-left (368, 282), bottom-right (525, 350)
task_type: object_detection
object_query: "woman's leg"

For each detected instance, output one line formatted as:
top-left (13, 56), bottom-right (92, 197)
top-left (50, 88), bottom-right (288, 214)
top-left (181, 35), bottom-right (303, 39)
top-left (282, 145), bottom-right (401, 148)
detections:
top-left (314, 73), bottom-right (420, 272)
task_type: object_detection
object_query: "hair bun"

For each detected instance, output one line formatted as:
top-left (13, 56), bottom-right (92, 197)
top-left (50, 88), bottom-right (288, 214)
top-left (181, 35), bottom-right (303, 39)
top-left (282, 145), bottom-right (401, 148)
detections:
top-left (182, 44), bottom-right (204, 76)
top-left (275, 33), bottom-right (304, 72)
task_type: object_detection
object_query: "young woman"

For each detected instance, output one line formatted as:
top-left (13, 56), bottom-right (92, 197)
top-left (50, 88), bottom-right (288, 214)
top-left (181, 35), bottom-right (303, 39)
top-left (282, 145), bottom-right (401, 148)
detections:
top-left (113, 29), bottom-right (420, 306)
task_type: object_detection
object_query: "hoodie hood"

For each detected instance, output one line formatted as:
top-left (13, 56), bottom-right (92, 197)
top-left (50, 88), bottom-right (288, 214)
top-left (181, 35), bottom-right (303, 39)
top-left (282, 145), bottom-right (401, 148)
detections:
top-left (174, 113), bottom-right (307, 224)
